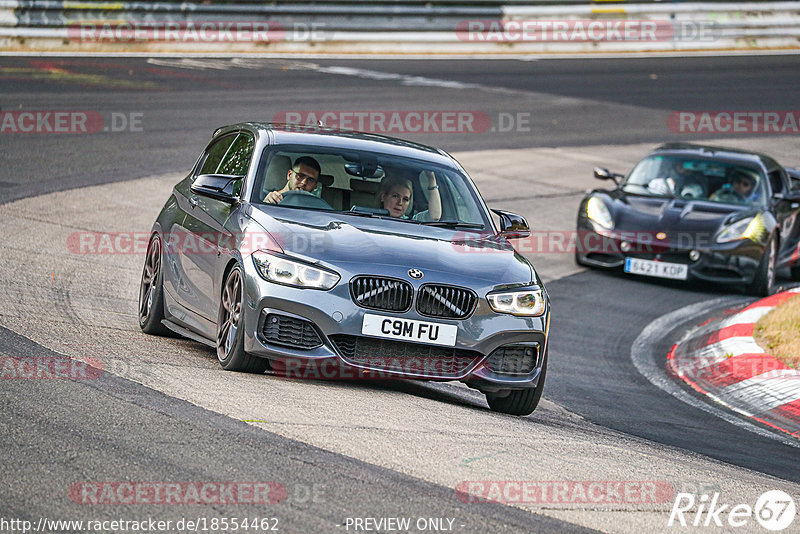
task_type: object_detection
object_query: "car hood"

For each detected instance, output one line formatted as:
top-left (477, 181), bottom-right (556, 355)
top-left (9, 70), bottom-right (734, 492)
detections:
top-left (609, 192), bottom-right (755, 236)
top-left (246, 206), bottom-right (536, 286)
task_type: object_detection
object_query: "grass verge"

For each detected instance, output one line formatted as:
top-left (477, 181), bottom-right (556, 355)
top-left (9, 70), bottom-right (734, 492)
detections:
top-left (753, 294), bottom-right (800, 369)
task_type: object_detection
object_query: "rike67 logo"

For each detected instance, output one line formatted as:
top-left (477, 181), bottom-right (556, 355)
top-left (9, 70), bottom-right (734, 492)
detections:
top-left (668, 490), bottom-right (796, 531)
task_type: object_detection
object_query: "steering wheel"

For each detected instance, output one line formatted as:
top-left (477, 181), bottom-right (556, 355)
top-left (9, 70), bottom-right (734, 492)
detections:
top-left (278, 190), bottom-right (333, 210)
top-left (711, 185), bottom-right (744, 204)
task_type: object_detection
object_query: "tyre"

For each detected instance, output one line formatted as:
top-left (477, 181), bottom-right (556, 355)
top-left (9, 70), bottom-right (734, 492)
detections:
top-left (485, 353), bottom-right (547, 416)
top-left (216, 264), bottom-right (269, 373)
top-left (138, 234), bottom-right (170, 335)
top-left (791, 265), bottom-right (800, 282)
top-left (747, 235), bottom-right (777, 297)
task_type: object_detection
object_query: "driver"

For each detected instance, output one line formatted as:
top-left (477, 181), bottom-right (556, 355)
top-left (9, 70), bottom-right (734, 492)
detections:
top-left (711, 168), bottom-right (759, 203)
top-left (263, 156), bottom-right (321, 204)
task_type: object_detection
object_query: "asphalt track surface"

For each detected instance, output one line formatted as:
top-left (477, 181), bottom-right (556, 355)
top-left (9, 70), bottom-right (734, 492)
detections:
top-left (2, 55), bottom-right (800, 533)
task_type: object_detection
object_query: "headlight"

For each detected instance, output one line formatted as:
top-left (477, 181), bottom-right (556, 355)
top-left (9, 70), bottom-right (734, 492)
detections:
top-left (252, 251), bottom-right (340, 290)
top-left (586, 197), bottom-right (614, 230)
top-left (716, 215), bottom-right (767, 244)
top-left (487, 289), bottom-right (546, 316)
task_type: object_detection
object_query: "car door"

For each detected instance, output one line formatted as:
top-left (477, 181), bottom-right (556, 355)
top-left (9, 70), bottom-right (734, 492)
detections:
top-left (172, 132), bottom-right (254, 321)
top-left (767, 167), bottom-right (800, 266)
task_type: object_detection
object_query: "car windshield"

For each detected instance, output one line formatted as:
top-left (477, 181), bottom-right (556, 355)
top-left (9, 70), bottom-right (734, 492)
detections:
top-left (622, 155), bottom-right (767, 208)
top-left (251, 145), bottom-right (488, 228)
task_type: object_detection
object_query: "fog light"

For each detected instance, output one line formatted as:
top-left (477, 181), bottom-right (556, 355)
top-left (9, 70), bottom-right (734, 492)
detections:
top-left (620, 241), bottom-right (633, 252)
top-left (689, 250), bottom-right (701, 262)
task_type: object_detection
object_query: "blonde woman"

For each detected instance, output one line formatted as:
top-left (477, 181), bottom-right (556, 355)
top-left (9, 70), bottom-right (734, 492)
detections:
top-left (378, 171), bottom-right (441, 221)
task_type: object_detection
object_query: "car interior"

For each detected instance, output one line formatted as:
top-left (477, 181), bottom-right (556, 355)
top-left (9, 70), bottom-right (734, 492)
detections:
top-left (253, 149), bottom-right (485, 225)
top-left (628, 157), bottom-right (767, 205)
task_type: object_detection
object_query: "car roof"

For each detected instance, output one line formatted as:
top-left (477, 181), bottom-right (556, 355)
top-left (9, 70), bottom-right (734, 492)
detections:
top-left (651, 142), bottom-right (780, 168)
top-left (215, 122), bottom-right (459, 168)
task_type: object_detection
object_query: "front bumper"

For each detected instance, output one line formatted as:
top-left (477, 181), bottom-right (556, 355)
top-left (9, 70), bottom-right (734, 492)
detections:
top-left (575, 224), bottom-right (764, 285)
top-left (240, 258), bottom-right (549, 391)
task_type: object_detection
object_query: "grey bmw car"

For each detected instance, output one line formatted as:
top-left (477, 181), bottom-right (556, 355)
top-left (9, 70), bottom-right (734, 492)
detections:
top-left (139, 123), bottom-right (550, 415)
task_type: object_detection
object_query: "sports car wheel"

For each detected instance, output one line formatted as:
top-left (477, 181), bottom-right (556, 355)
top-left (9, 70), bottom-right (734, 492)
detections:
top-left (216, 265), bottom-right (269, 373)
top-left (485, 354), bottom-right (547, 416)
top-left (747, 235), bottom-right (777, 297)
top-left (138, 235), bottom-right (169, 335)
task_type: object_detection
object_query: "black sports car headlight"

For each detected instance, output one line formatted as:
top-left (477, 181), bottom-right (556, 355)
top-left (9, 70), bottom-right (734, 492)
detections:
top-left (487, 288), bottom-right (546, 317)
top-left (252, 250), bottom-right (340, 290)
top-left (715, 215), bottom-right (767, 244)
top-left (586, 196), bottom-right (614, 230)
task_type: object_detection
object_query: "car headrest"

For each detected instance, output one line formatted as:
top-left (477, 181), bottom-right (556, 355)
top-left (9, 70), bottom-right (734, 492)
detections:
top-left (318, 174), bottom-right (335, 187)
top-left (264, 155), bottom-right (292, 193)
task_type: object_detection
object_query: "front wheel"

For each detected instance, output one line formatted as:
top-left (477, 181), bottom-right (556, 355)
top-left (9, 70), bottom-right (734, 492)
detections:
top-left (216, 265), bottom-right (269, 373)
top-left (485, 354), bottom-right (547, 416)
top-left (138, 235), bottom-right (170, 335)
top-left (747, 235), bottom-right (777, 297)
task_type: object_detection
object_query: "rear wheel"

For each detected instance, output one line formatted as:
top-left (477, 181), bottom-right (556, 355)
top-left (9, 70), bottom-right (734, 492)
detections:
top-left (485, 353), bottom-right (547, 416)
top-left (216, 265), bottom-right (269, 373)
top-left (138, 235), bottom-right (170, 335)
top-left (791, 265), bottom-right (800, 281)
top-left (747, 235), bottom-right (777, 297)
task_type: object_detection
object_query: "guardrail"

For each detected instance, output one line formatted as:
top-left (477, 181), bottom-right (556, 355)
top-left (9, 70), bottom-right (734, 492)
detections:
top-left (1, 0), bottom-right (798, 54)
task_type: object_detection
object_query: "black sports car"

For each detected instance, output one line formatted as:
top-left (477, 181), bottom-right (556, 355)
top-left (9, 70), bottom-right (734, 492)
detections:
top-left (576, 143), bottom-right (800, 296)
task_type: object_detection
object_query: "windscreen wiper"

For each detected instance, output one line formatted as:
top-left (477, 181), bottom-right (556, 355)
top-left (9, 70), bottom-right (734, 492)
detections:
top-left (423, 220), bottom-right (485, 229)
top-left (334, 210), bottom-right (380, 218)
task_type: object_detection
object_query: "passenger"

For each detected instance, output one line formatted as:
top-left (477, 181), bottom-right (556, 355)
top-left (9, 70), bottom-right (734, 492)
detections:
top-left (264, 156), bottom-right (321, 204)
top-left (378, 171), bottom-right (441, 221)
top-left (670, 161), bottom-right (705, 199)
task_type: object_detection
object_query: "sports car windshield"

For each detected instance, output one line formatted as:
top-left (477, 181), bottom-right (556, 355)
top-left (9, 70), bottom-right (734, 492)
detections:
top-left (251, 145), bottom-right (488, 227)
top-left (622, 156), bottom-right (767, 208)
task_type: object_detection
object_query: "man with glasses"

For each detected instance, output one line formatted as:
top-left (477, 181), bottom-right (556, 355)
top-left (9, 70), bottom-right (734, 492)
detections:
top-left (264, 156), bottom-right (321, 204)
top-left (711, 167), bottom-right (761, 204)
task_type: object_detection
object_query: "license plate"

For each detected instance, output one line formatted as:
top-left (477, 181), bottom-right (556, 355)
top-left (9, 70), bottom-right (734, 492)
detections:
top-left (624, 257), bottom-right (688, 280)
top-left (361, 314), bottom-right (457, 347)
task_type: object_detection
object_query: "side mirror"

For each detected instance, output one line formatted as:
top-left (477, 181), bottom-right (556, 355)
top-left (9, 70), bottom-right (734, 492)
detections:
top-left (190, 174), bottom-right (242, 204)
top-left (491, 209), bottom-right (530, 239)
top-left (594, 167), bottom-right (623, 185)
top-left (775, 190), bottom-right (800, 208)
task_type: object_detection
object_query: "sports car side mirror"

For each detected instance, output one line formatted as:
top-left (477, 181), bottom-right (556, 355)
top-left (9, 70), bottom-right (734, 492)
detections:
top-left (191, 173), bottom-right (242, 204)
top-left (774, 190), bottom-right (800, 209)
top-left (594, 167), bottom-right (623, 185)
top-left (492, 209), bottom-right (530, 239)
